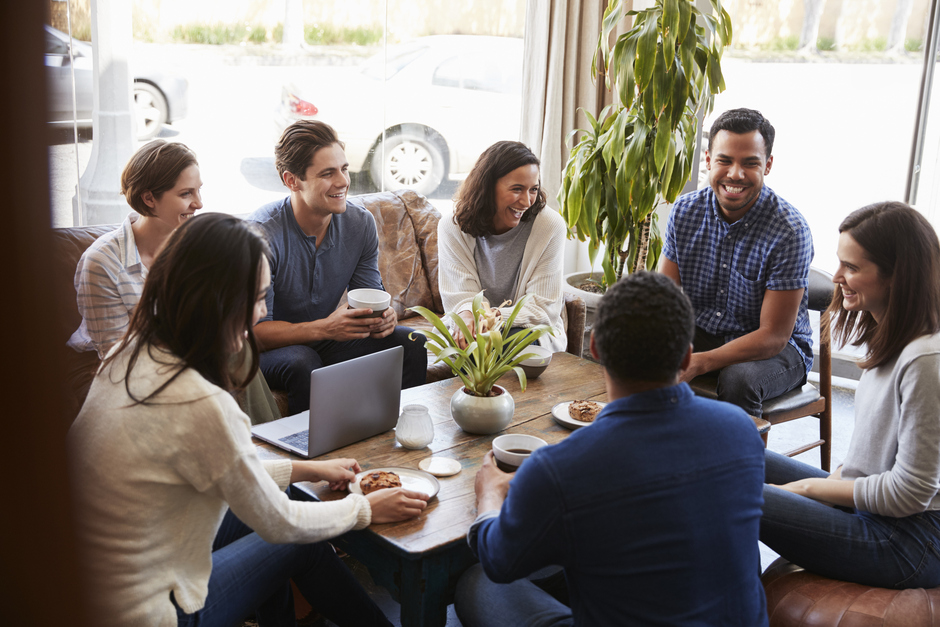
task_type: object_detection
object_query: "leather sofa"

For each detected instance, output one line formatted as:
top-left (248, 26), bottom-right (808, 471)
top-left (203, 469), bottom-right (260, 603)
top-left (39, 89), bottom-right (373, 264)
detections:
top-left (54, 189), bottom-right (586, 419)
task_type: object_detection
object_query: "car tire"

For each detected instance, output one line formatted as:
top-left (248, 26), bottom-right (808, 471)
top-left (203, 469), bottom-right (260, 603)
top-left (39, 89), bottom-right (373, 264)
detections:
top-left (370, 132), bottom-right (445, 196)
top-left (134, 81), bottom-right (168, 141)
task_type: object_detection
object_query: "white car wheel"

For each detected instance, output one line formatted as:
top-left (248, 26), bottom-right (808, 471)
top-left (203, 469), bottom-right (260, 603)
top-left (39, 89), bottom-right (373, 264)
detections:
top-left (371, 133), bottom-right (445, 196)
top-left (134, 82), bottom-right (168, 141)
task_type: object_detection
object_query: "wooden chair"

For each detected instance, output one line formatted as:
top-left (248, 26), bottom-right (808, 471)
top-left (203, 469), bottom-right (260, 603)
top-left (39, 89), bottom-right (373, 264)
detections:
top-left (691, 267), bottom-right (834, 471)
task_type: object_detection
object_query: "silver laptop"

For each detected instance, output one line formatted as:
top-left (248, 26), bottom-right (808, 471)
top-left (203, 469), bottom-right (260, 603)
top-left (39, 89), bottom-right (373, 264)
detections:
top-left (251, 346), bottom-right (403, 458)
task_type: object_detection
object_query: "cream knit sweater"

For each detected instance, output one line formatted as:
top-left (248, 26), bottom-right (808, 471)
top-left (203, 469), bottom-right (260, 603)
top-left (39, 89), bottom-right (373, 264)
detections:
top-left (438, 208), bottom-right (568, 353)
top-left (68, 343), bottom-right (371, 626)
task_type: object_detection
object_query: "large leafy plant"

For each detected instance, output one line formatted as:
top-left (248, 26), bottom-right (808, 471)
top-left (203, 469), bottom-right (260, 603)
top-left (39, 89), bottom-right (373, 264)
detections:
top-left (409, 293), bottom-right (553, 397)
top-left (560, 0), bottom-right (732, 287)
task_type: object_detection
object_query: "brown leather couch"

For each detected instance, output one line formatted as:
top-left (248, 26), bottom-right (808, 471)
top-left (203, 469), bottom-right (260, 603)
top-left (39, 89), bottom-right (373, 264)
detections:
top-left (54, 189), bottom-right (586, 418)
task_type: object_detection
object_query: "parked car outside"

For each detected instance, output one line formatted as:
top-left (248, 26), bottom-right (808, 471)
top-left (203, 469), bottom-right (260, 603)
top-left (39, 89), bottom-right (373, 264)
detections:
top-left (44, 25), bottom-right (189, 141)
top-left (274, 35), bottom-right (523, 196)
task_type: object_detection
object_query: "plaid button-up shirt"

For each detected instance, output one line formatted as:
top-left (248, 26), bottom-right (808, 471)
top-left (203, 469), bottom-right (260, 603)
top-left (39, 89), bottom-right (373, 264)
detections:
top-left (663, 185), bottom-right (814, 374)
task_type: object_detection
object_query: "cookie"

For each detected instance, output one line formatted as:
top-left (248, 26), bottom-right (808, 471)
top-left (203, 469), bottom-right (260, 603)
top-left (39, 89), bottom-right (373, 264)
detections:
top-left (359, 471), bottom-right (402, 495)
top-left (568, 400), bottom-right (601, 423)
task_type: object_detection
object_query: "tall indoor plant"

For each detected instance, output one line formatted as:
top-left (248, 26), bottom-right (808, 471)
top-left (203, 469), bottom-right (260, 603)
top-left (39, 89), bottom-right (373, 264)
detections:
top-left (409, 292), bottom-right (552, 434)
top-left (560, 0), bottom-right (733, 288)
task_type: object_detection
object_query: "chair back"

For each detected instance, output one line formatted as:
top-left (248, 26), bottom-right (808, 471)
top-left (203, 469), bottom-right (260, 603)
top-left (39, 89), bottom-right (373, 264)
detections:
top-left (807, 267), bottom-right (834, 312)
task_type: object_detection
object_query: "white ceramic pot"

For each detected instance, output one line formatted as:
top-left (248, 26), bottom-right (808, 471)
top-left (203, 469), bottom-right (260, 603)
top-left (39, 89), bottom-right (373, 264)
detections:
top-left (563, 271), bottom-right (605, 311)
top-left (450, 385), bottom-right (514, 434)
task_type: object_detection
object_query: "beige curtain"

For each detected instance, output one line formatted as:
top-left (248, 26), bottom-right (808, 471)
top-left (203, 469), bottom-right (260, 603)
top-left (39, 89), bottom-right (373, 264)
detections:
top-left (522, 0), bottom-right (639, 272)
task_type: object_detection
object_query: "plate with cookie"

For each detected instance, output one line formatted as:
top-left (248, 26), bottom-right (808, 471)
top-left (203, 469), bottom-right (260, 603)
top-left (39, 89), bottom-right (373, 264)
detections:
top-left (551, 400), bottom-right (606, 430)
top-left (349, 467), bottom-right (441, 499)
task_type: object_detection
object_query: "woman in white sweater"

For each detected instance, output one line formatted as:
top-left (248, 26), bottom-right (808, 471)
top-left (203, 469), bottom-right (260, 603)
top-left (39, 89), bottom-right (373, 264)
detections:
top-left (761, 201), bottom-right (940, 588)
top-left (68, 213), bottom-right (428, 626)
top-left (439, 141), bottom-right (567, 353)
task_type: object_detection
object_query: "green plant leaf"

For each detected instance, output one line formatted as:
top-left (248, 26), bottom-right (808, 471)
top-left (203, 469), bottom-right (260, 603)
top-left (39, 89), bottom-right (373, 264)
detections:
top-left (653, 124), bottom-right (671, 174)
top-left (663, 0), bottom-right (679, 71)
top-left (635, 11), bottom-right (659, 93)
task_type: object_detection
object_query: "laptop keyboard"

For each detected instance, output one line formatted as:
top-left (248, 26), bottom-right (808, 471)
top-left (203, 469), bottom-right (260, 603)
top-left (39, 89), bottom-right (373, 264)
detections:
top-left (280, 430), bottom-right (309, 452)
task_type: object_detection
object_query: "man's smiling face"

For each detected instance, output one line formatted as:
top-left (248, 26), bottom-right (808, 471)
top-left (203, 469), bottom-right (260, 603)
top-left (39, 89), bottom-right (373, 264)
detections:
top-left (706, 129), bottom-right (773, 223)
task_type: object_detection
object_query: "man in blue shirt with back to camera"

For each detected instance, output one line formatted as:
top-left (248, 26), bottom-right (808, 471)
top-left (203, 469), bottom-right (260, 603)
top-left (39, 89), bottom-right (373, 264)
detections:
top-left (455, 271), bottom-right (767, 627)
top-left (248, 120), bottom-right (427, 415)
top-left (661, 107), bottom-right (814, 418)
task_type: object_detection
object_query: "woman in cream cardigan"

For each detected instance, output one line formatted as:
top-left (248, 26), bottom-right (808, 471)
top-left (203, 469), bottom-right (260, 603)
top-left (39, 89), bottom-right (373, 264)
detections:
top-left (438, 141), bottom-right (567, 353)
top-left (68, 213), bottom-right (428, 626)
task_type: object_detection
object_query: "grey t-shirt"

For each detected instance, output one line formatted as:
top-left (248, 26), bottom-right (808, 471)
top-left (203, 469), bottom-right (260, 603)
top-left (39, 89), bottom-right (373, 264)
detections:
top-left (473, 219), bottom-right (534, 307)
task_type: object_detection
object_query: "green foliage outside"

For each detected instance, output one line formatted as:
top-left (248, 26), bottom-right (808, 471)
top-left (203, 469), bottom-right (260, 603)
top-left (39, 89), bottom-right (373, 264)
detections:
top-left (305, 23), bottom-right (383, 45)
top-left (816, 36), bottom-right (837, 51)
top-left (905, 37), bottom-right (923, 52)
top-left (856, 36), bottom-right (888, 52)
top-left (767, 35), bottom-right (799, 51)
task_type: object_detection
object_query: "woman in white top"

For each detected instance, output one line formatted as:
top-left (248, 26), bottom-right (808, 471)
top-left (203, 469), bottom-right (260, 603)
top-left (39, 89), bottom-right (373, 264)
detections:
top-left (761, 201), bottom-right (940, 588)
top-left (68, 213), bottom-right (429, 626)
top-left (68, 140), bottom-right (279, 424)
top-left (438, 141), bottom-right (567, 352)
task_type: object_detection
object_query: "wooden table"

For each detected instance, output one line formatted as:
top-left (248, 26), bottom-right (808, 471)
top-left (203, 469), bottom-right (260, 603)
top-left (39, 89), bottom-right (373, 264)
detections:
top-left (255, 351), bottom-right (608, 627)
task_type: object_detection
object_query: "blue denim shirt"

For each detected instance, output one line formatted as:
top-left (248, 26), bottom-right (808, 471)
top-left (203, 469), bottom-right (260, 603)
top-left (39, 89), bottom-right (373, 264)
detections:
top-left (248, 197), bottom-right (384, 324)
top-left (663, 185), bottom-right (814, 373)
top-left (468, 384), bottom-right (768, 626)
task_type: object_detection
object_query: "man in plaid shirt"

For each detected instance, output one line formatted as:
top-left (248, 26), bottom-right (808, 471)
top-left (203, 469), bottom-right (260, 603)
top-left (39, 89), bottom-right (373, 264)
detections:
top-left (662, 108), bottom-right (814, 417)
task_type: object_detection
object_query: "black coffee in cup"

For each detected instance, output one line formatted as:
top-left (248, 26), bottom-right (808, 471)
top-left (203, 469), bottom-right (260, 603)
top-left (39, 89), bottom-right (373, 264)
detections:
top-left (495, 448), bottom-right (533, 472)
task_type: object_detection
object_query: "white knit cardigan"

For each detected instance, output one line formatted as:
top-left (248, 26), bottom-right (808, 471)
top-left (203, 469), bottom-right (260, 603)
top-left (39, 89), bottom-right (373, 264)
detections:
top-left (438, 208), bottom-right (568, 353)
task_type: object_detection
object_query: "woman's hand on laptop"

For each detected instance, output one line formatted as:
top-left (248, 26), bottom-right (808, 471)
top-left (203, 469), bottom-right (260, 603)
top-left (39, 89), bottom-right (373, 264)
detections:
top-left (367, 488), bottom-right (430, 523)
top-left (291, 458), bottom-right (361, 491)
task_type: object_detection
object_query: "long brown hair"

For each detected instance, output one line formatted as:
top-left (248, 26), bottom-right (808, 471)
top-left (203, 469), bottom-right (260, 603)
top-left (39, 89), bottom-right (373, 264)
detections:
top-left (103, 213), bottom-right (271, 404)
top-left (827, 201), bottom-right (940, 369)
top-left (453, 141), bottom-right (546, 237)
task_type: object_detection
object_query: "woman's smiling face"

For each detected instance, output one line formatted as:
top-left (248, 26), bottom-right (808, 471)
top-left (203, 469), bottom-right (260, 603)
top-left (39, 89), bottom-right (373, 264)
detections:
top-left (491, 164), bottom-right (540, 235)
top-left (834, 231), bottom-right (891, 323)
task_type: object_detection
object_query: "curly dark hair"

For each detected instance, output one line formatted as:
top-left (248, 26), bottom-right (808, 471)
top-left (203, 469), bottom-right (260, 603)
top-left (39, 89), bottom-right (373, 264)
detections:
top-left (709, 108), bottom-right (775, 158)
top-left (453, 141), bottom-right (546, 237)
top-left (593, 271), bottom-right (694, 383)
top-left (103, 213), bottom-right (272, 404)
top-left (827, 201), bottom-right (940, 370)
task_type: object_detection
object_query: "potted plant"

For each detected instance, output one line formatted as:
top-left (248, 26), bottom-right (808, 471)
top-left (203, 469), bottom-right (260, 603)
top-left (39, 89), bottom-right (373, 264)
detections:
top-left (409, 292), bottom-right (553, 434)
top-left (560, 0), bottom-right (732, 291)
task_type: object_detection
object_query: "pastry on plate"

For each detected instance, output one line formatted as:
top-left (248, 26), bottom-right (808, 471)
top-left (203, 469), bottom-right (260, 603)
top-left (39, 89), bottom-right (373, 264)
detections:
top-left (568, 400), bottom-right (602, 423)
top-left (359, 470), bottom-right (402, 495)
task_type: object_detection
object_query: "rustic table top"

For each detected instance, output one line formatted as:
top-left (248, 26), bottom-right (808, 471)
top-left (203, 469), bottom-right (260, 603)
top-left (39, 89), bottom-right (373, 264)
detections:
top-left (254, 351), bottom-right (609, 557)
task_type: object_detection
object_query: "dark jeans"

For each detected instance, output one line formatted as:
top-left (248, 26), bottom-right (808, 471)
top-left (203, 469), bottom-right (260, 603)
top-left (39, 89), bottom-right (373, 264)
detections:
top-left (761, 450), bottom-right (940, 588)
top-left (175, 508), bottom-right (392, 627)
top-left (260, 326), bottom-right (427, 415)
top-left (693, 327), bottom-right (807, 417)
top-left (455, 564), bottom-right (572, 627)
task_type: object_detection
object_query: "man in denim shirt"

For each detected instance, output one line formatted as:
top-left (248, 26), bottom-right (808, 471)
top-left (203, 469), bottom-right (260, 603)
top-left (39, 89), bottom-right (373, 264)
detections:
top-left (662, 108), bottom-right (813, 417)
top-left (454, 272), bottom-right (767, 627)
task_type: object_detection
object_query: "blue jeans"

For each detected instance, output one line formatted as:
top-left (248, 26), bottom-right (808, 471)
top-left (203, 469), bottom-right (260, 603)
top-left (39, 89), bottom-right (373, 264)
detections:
top-left (455, 564), bottom-right (572, 627)
top-left (175, 508), bottom-right (392, 627)
top-left (694, 328), bottom-right (806, 417)
top-left (260, 326), bottom-right (427, 415)
top-left (761, 450), bottom-right (940, 588)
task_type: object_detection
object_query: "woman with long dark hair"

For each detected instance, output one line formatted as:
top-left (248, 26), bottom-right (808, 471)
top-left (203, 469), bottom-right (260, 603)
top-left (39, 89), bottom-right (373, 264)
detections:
top-left (761, 201), bottom-right (940, 588)
top-left (68, 213), bottom-right (428, 626)
top-left (439, 140), bottom-right (567, 351)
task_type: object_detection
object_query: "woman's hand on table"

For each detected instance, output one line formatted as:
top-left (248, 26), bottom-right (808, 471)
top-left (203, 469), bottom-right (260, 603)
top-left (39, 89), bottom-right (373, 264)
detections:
top-left (366, 488), bottom-right (430, 523)
top-left (290, 458), bottom-right (361, 490)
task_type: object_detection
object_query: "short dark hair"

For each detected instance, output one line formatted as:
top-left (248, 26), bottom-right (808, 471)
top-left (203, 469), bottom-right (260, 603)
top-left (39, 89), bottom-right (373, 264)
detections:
top-left (708, 108), bottom-right (775, 158)
top-left (121, 140), bottom-right (198, 216)
top-left (593, 271), bottom-right (694, 382)
top-left (274, 120), bottom-right (344, 182)
top-left (453, 140), bottom-right (547, 238)
top-left (105, 213), bottom-right (271, 403)
top-left (828, 201), bottom-right (940, 369)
